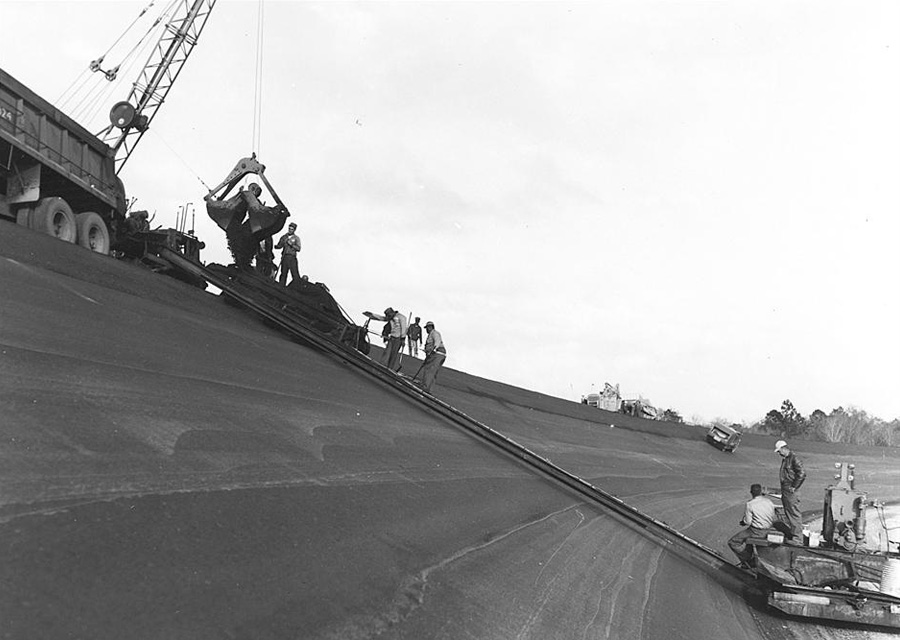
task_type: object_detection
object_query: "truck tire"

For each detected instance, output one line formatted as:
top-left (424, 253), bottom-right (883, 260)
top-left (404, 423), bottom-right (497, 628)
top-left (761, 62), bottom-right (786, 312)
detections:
top-left (32, 197), bottom-right (77, 243)
top-left (75, 212), bottom-right (111, 254)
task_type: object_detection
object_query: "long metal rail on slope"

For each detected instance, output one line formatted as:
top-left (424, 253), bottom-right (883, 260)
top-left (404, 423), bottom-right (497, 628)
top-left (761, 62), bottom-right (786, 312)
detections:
top-left (161, 249), bottom-right (754, 581)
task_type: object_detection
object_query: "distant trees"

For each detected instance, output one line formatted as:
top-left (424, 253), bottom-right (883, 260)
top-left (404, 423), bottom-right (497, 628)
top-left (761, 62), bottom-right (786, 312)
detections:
top-left (752, 400), bottom-right (900, 447)
top-left (811, 407), bottom-right (900, 447)
top-left (759, 399), bottom-right (808, 438)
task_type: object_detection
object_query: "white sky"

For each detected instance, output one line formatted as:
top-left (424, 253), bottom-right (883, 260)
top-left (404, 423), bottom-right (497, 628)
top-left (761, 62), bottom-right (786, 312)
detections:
top-left (2, 0), bottom-right (898, 424)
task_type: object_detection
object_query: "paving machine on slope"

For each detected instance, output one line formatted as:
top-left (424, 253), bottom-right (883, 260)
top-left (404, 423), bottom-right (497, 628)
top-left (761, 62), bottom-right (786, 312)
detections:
top-left (747, 462), bottom-right (900, 627)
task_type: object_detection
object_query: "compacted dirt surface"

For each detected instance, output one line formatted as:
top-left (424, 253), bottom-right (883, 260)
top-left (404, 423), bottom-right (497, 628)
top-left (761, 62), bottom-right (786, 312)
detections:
top-left (1, 222), bottom-right (899, 640)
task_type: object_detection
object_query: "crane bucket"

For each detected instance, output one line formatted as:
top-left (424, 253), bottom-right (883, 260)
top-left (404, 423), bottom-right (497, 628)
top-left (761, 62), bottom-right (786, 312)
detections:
top-left (205, 193), bottom-right (246, 232)
top-left (203, 154), bottom-right (291, 269)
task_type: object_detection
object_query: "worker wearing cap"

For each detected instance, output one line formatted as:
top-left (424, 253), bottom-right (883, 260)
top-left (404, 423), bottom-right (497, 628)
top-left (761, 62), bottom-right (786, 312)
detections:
top-left (275, 222), bottom-right (301, 286)
top-left (419, 321), bottom-right (446, 393)
top-left (775, 440), bottom-right (806, 540)
top-left (383, 307), bottom-right (407, 372)
top-left (407, 317), bottom-right (422, 357)
top-left (728, 483), bottom-right (777, 568)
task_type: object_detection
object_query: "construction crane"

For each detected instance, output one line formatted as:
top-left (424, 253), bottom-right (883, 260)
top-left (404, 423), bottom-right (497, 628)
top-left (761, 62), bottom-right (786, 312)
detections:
top-left (99, 0), bottom-right (217, 174)
top-left (0, 0), bottom-right (219, 259)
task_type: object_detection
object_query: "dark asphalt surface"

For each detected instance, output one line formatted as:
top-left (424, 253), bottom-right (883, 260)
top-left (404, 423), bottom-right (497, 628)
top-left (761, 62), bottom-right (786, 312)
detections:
top-left (2, 222), bottom-right (898, 639)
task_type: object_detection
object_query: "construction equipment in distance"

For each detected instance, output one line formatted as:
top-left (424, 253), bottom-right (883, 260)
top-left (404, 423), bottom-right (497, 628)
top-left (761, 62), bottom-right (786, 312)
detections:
top-left (581, 382), bottom-right (622, 411)
top-left (620, 397), bottom-right (658, 420)
top-left (582, 383), bottom-right (659, 420)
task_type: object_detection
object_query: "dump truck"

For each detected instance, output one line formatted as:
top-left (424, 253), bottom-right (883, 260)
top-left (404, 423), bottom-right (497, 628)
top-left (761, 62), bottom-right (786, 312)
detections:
top-left (1, 1), bottom-right (214, 266)
top-left (0, 68), bottom-right (127, 253)
top-left (0, 66), bottom-right (204, 274)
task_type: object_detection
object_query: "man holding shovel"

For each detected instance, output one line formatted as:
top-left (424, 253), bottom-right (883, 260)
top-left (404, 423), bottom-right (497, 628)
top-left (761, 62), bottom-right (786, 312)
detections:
top-left (418, 321), bottom-right (446, 393)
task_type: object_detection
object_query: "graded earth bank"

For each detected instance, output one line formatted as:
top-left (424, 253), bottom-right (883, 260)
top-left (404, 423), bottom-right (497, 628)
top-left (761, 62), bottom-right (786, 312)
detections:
top-left (1, 222), bottom-right (898, 640)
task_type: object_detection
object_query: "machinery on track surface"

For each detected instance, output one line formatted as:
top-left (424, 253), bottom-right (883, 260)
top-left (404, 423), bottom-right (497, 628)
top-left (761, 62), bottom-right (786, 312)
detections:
top-left (706, 423), bottom-right (742, 453)
top-left (746, 463), bottom-right (900, 628)
top-left (141, 248), bottom-right (900, 631)
top-left (207, 262), bottom-right (370, 354)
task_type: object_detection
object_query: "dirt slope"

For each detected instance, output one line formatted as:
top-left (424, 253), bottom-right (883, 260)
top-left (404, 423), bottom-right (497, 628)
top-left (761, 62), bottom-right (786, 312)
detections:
top-left (1, 222), bottom-right (898, 640)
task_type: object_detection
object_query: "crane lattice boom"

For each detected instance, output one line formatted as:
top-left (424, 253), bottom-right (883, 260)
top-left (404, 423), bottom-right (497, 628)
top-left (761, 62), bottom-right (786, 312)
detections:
top-left (100, 0), bottom-right (217, 174)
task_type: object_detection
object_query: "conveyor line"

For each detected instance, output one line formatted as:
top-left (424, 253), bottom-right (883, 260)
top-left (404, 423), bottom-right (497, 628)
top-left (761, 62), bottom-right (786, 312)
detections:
top-left (161, 249), bottom-right (760, 581)
top-left (160, 250), bottom-right (900, 629)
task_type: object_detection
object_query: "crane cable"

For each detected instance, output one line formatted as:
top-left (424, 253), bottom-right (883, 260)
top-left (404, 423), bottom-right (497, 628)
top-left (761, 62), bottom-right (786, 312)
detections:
top-left (251, 0), bottom-right (266, 157)
top-left (58, 0), bottom-right (179, 126)
top-left (55, 0), bottom-right (156, 106)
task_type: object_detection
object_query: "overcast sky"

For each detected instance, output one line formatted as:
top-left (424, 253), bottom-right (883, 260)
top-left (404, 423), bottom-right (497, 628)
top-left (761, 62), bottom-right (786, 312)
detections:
top-left (3, 0), bottom-right (899, 424)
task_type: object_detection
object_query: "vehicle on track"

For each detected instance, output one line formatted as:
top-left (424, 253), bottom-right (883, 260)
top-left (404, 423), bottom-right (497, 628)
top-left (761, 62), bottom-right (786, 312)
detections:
top-left (706, 423), bottom-right (742, 452)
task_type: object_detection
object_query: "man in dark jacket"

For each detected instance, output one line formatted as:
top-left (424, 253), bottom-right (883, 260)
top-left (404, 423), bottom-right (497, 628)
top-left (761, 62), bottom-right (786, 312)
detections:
top-left (775, 440), bottom-right (806, 539)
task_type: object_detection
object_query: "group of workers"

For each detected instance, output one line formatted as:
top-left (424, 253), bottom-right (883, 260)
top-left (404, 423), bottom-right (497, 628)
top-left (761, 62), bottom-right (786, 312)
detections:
top-left (270, 223), bottom-right (448, 394)
top-left (728, 439), bottom-right (807, 568)
top-left (380, 308), bottom-right (446, 393)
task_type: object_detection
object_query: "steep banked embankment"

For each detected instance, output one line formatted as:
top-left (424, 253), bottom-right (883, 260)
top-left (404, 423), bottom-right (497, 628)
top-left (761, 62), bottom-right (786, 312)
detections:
top-left (1, 222), bottom-right (898, 640)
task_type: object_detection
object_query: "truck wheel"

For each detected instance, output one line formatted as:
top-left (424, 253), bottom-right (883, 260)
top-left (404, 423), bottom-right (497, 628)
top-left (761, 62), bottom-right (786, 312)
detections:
top-left (75, 212), bottom-right (111, 253)
top-left (32, 197), bottom-right (77, 243)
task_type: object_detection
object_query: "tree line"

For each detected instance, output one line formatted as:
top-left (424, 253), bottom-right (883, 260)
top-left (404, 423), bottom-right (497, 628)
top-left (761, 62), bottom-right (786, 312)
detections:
top-left (651, 401), bottom-right (899, 448)
top-left (745, 400), bottom-right (899, 447)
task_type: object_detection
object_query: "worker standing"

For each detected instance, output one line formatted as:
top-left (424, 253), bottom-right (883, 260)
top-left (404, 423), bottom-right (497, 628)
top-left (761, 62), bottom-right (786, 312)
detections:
top-left (728, 483), bottom-right (776, 568)
top-left (775, 440), bottom-right (806, 540)
top-left (383, 308), bottom-right (407, 372)
top-left (380, 319), bottom-right (392, 366)
top-left (419, 321), bottom-right (446, 393)
top-left (274, 222), bottom-right (301, 286)
top-left (407, 317), bottom-right (422, 357)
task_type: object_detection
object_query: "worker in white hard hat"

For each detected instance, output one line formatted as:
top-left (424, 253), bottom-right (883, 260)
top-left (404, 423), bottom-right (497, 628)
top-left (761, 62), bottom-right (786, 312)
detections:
top-left (774, 440), bottom-right (806, 540)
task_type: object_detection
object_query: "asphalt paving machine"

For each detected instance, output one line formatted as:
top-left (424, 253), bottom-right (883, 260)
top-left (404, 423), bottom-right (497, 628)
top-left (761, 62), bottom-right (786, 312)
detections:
top-left (747, 462), bottom-right (900, 628)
